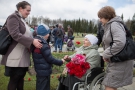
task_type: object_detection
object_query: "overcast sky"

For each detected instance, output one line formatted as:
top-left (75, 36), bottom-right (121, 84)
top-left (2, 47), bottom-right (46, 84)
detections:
top-left (0, 0), bottom-right (135, 25)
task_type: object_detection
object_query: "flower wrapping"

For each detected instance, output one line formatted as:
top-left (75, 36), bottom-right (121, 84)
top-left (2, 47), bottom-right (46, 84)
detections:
top-left (71, 54), bottom-right (86, 64)
top-left (66, 54), bottom-right (90, 78)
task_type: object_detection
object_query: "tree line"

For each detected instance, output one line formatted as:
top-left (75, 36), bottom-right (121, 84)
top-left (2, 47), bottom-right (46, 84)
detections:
top-left (26, 14), bottom-right (135, 35)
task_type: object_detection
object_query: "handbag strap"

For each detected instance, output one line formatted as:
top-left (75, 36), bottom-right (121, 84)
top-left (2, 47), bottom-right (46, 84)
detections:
top-left (109, 24), bottom-right (114, 56)
top-left (109, 22), bottom-right (127, 56)
top-left (1, 18), bottom-right (8, 30)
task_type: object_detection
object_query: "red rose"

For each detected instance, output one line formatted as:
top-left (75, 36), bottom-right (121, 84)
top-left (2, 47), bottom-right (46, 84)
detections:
top-left (84, 62), bottom-right (90, 69)
top-left (28, 78), bottom-right (31, 81)
top-left (66, 62), bottom-right (75, 69)
top-left (69, 69), bottom-right (75, 75)
top-left (76, 41), bottom-right (81, 45)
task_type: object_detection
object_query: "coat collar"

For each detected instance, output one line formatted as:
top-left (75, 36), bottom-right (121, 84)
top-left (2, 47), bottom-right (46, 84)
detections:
top-left (36, 36), bottom-right (47, 44)
top-left (82, 45), bottom-right (98, 50)
top-left (15, 11), bottom-right (25, 20)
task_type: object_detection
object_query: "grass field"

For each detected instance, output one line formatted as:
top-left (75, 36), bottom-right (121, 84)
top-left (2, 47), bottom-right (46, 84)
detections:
top-left (0, 36), bottom-right (83, 90)
top-left (0, 51), bottom-right (74, 90)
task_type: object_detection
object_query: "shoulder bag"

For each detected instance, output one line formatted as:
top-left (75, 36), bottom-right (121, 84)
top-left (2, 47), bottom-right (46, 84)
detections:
top-left (110, 23), bottom-right (135, 62)
top-left (0, 19), bottom-right (12, 55)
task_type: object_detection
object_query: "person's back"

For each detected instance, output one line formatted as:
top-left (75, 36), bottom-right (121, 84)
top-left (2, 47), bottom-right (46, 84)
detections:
top-left (67, 25), bottom-right (73, 38)
top-left (57, 28), bottom-right (64, 39)
top-left (52, 24), bottom-right (58, 37)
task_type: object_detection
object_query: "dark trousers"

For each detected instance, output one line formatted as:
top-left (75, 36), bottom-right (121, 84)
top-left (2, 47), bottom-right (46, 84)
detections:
top-left (54, 37), bottom-right (57, 48)
top-left (8, 73), bottom-right (26, 90)
top-left (36, 76), bottom-right (50, 90)
top-left (63, 75), bottom-right (81, 90)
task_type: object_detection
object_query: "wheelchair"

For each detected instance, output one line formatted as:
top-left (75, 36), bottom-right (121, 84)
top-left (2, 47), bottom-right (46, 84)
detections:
top-left (72, 56), bottom-right (105, 90)
top-left (72, 68), bottom-right (105, 90)
top-left (56, 56), bottom-right (105, 90)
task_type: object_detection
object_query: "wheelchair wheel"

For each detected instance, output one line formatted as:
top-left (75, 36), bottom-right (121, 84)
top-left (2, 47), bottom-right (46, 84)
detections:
top-left (88, 72), bottom-right (105, 90)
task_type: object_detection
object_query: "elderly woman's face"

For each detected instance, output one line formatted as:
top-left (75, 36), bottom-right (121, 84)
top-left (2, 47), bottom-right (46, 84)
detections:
top-left (83, 38), bottom-right (91, 47)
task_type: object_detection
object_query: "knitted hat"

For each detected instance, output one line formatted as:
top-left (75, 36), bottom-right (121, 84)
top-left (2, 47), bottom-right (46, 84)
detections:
top-left (85, 34), bottom-right (98, 45)
top-left (37, 24), bottom-right (50, 36)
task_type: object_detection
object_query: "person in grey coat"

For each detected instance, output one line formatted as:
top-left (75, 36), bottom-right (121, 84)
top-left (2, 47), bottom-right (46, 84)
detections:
top-left (97, 6), bottom-right (134, 90)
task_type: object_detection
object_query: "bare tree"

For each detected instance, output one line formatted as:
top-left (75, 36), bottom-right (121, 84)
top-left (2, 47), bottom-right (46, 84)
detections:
top-left (31, 16), bottom-right (38, 26)
top-left (37, 16), bottom-right (43, 24)
top-left (43, 17), bottom-right (51, 26)
top-left (25, 16), bottom-right (31, 25)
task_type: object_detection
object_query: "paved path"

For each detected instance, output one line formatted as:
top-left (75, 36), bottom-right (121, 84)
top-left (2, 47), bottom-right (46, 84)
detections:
top-left (50, 44), bottom-right (104, 53)
top-left (118, 77), bottom-right (135, 90)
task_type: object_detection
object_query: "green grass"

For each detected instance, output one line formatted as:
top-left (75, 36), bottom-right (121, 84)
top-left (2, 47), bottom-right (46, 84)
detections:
top-left (0, 51), bottom-right (74, 90)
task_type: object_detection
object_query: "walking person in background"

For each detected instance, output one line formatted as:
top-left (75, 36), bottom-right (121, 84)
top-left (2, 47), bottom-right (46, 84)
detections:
top-left (46, 26), bottom-right (51, 44)
top-left (67, 25), bottom-right (75, 49)
top-left (0, 25), bottom-right (2, 30)
top-left (55, 24), bottom-right (65, 53)
top-left (61, 25), bottom-right (65, 46)
top-left (53, 24), bottom-right (58, 52)
top-left (96, 20), bottom-right (104, 46)
top-left (0, 1), bottom-right (42, 90)
top-left (49, 26), bottom-right (55, 45)
top-left (31, 24), bottom-right (65, 90)
top-left (67, 25), bottom-right (73, 39)
top-left (97, 6), bottom-right (133, 90)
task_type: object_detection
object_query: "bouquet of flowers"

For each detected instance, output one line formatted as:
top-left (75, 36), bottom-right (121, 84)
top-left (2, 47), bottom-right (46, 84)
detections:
top-left (66, 54), bottom-right (90, 78)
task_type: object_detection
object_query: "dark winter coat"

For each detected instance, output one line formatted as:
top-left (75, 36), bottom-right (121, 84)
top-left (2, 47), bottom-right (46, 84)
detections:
top-left (31, 36), bottom-right (63, 76)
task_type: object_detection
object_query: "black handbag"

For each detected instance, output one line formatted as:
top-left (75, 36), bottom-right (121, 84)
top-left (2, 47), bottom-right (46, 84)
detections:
top-left (0, 20), bottom-right (12, 55)
top-left (110, 23), bottom-right (135, 62)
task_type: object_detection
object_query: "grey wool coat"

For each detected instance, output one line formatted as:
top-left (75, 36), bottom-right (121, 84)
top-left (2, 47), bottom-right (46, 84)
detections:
top-left (102, 16), bottom-right (134, 88)
top-left (1, 11), bottom-right (34, 67)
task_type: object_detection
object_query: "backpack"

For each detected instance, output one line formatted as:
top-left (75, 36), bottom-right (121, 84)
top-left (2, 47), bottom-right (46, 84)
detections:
top-left (110, 22), bottom-right (135, 62)
top-left (67, 40), bottom-right (73, 47)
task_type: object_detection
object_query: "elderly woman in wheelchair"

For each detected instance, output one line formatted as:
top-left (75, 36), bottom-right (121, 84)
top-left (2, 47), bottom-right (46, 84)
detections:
top-left (57, 34), bottom-right (105, 90)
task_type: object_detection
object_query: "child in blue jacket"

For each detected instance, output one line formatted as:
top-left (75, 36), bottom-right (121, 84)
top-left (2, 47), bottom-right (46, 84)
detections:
top-left (31, 24), bottom-right (65, 90)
